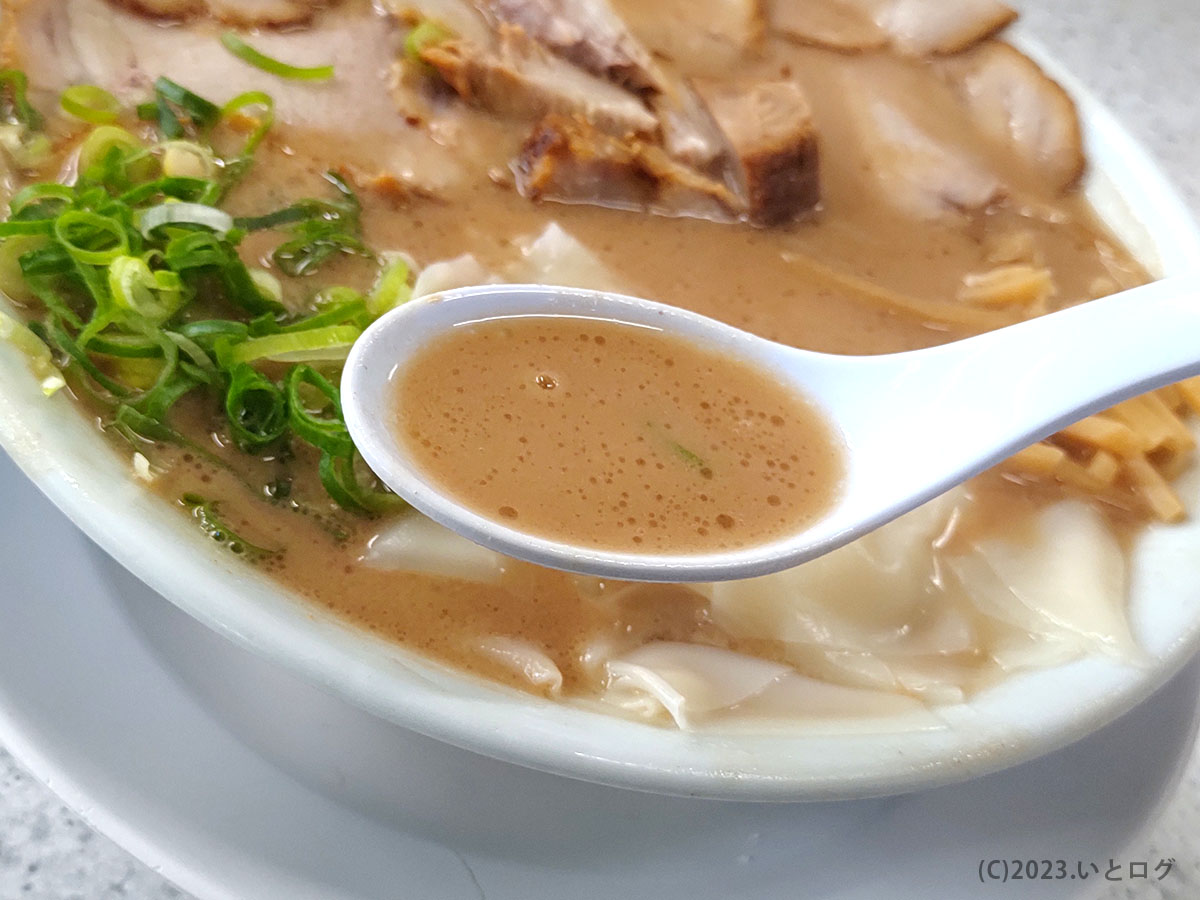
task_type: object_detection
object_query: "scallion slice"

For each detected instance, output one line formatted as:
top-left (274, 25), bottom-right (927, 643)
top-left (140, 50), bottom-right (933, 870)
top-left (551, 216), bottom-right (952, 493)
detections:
top-left (142, 78), bottom-right (221, 140)
top-left (182, 494), bottom-right (280, 557)
top-left (221, 324), bottom-right (361, 365)
top-left (219, 32), bottom-right (335, 81)
top-left (366, 255), bottom-right (411, 317)
top-left (76, 126), bottom-right (145, 176)
top-left (139, 201), bottom-right (234, 238)
top-left (0, 69), bottom-right (43, 129)
top-left (319, 450), bottom-right (405, 516)
top-left (107, 255), bottom-right (187, 324)
top-left (404, 20), bottom-right (455, 63)
top-left (0, 310), bottom-right (66, 396)
top-left (221, 91), bottom-right (275, 155)
top-left (53, 210), bottom-right (130, 266)
top-left (60, 85), bottom-right (121, 124)
top-left (224, 363), bottom-right (287, 450)
top-left (285, 364), bottom-right (352, 457)
top-left (158, 140), bottom-right (217, 179)
top-left (10, 183), bottom-right (75, 217)
top-left (0, 234), bottom-right (45, 302)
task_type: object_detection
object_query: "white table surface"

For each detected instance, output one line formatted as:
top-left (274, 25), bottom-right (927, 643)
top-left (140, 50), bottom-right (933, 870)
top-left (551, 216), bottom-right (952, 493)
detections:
top-left (2, 1), bottom-right (1199, 897)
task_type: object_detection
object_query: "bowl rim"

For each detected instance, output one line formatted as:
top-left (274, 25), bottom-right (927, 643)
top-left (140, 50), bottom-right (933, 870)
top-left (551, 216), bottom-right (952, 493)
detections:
top-left (2, 33), bottom-right (1199, 802)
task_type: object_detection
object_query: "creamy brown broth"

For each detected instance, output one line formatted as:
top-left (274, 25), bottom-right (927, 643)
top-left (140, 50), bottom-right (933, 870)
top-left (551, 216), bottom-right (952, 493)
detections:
top-left (138, 109), bottom-right (1150, 704)
top-left (395, 315), bottom-right (842, 552)
top-left (2, 1), bottom-right (1168, 714)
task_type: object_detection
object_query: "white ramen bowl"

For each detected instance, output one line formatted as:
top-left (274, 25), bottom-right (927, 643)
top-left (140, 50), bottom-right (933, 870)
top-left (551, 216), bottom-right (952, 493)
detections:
top-left (1, 42), bottom-right (1199, 802)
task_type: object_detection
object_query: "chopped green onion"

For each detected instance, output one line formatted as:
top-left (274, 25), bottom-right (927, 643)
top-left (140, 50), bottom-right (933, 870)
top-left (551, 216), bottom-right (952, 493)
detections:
top-left (162, 230), bottom-right (228, 269)
top-left (139, 201), bottom-right (234, 238)
top-left (10, 183), bottom-right (75, 217)
top-left (0, 124), bottom-right (51, 170)
top-left (77, 126), bottom-right (146, 176)
top-left (0, 69), bottom-right (43, 129)
top-left (155, 78), bottom-right (221, 125)
top-left (119, 175), bottom-right (217, 206)
top-left (0, 234), bottom-right (45, 302)
top-left (318, 450), bottom-right (405, 515)
top-left (668, 440), bottom-right (707, 469)
top-left (249, 268), bottom-right (283, 304)
top-left (221, 90), bottom-right (275, 155)
top-left (233, 173), bottom-right (370, 276)
top-left (107, 255), bottom-right (186, 324)
top-left (165, 331), bottom-right (217, 373)
top-left (279, 289), bottom-right (367, 332)
top-left (182, 494), bottom-right (280, 557)
top-left (0, 77), bottom-right (430, 519)
top-left (221, 324), bottom-right (361, 365)
top-left (404, 20), bottom-right (455, 63)
top-left (233, 203), bottom-right (325, 232)
top-left (163, 231), bottom-right (283, 316)
top-left (219, 32), bottom-right (335, 81)
top-left (0, 70), bottom-right (48, 170)
top-left (53, 209), bottom-right (130, 266)
top-left (22, 268), bottom-right (83, 327)
top-left (142, 77), bottom-right (221, 140)
top-left (85, 331), bottom-right (164, 359)
top-left (115, 403), bottom-right (183, 443)
top-left (60, 85), bottom-right (121, 124)
top-left (47, 316), bottom-right (130, 397)
top-left (366, 255), bottom-right (411, 317)
top-left (176, 319), bottom-right (250, 347)
top-left (159, 140), bottom-right (216, 178)
top-left (647, 422), bottom-right (708, 469)
top-left (0, 309), bottom-right (66, 395)
top-left (136, 358), bottom-right (197, 420)
top-left (0, 219), bottom-right (55, 237)
top-left (110, 356), bottom-right (169, 391)
top-left (224, 363), bottom-right (287, 450)
top-left (285, 364), bottom-right (352, 456)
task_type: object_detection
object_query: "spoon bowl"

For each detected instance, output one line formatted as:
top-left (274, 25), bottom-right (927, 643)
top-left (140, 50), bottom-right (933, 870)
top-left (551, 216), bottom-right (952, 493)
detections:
top-left (343, 277), bottom-right (1200, 582)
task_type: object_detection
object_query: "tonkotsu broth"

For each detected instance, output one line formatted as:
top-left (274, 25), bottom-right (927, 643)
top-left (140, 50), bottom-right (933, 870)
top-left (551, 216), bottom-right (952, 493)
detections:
top-left (394, 315), bottom-right (842, 552)
top-left (0, 0), bottom-right (1179, 719)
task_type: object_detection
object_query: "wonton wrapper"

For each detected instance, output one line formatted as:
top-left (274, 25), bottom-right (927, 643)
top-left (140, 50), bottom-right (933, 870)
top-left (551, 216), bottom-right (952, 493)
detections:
top-left (603, 642), bottom-right (934, 730)
top-left (363, 514), bottom-right (507, 583)
top-left (705, 489), bottom-right (964, 648)
top-left (507, 222), bottom-right (631, 292)
top-left (476, 635), bottom-right (565, 695)
top-left (946, 500), bottom-right (1144, 668)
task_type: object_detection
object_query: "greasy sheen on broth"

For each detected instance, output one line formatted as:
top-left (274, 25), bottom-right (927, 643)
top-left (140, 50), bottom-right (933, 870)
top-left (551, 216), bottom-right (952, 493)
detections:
top-left (394, 315), bottom-right (842, 552)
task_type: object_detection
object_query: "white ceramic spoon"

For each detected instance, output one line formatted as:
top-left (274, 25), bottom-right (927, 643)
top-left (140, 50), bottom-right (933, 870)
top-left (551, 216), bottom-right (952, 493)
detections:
top-left (342, 279), bottom-right (1200, 582)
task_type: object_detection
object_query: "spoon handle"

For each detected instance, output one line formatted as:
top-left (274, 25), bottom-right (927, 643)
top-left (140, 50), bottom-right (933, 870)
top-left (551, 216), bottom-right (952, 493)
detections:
top-left (821, 274), bottom-right (1200, 521)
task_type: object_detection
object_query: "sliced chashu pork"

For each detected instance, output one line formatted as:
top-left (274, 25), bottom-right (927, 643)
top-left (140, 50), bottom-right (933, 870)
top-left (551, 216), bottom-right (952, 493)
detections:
top-left (769, 0), bottom-right (1015, 56)
top-left (883, 0), bottom-right (1016, 55)
top-left (938, 40), bottom-right (1084, 192)
top-left (766, 0), bottom-right (885, 53)
top-left (2, 0), bottom-right (468, 193)
top-left (478, 0), bottom-right (663, 93)
top-left (419, 28), bottom-right (657, 135)
top-left (474, 0), bottom-right (738, 173)
top-left (840, 64), bottom-right (1004, 220)
top-left (608, 0), bottom-right (765, 78)
top-left (511, 78), bottom-right (823, 227)
top-left (399, 0), bottom-right (820, 224)
top-left (108, 0), bottom-right (340, 27)
top-left (696, 80), bottom-right (819, 225)
top-left (514, 114), bottom-right (744, 222)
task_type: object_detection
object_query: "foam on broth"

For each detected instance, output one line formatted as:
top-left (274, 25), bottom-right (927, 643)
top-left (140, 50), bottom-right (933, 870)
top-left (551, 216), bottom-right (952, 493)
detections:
top-left (394, 315), bottom-right (842, 553)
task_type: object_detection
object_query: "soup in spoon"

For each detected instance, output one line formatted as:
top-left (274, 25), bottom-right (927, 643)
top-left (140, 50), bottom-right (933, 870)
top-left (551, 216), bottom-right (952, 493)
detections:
top-left (394, 315), bottom-right (843, 553)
